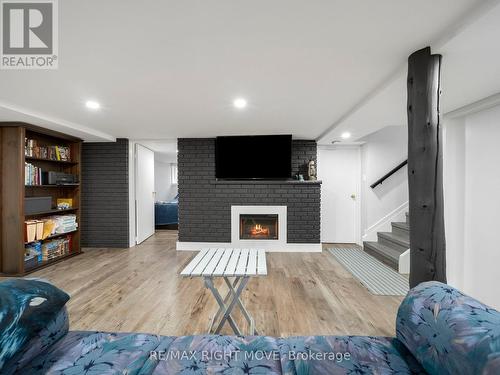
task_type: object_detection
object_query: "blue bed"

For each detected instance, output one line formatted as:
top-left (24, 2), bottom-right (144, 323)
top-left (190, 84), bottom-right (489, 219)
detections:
top-left (155, 195), bottom-right (178, 225)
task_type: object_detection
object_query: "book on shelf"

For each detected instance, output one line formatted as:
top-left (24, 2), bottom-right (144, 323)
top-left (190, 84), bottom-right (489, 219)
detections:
top-left (52, 215), bottom-right (78, 233)
top-left (25, 138), bottom-right (71, 161)
top-left (25, 234), bottom-right (73, 263)
top-left (25, 162), bottom-right (43, 186)
top-left (41, 236), bottom-right (71, 261)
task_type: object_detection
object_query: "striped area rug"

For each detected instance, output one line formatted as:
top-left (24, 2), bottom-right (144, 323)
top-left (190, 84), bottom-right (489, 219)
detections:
top-left (328, 247), bottom-right (409, 296)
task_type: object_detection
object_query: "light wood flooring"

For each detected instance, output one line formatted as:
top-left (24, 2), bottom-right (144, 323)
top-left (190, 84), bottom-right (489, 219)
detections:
top-left (19, 231), bottom-right (403, 337)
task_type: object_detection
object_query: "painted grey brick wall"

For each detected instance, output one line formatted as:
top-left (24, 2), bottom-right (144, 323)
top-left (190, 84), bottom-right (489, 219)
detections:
top-left (178, 138), bottom-right (320, 243)
top-left (291, 140), bottom-right (317, 178)
top-left (81, 139), bottom-right (129, 248)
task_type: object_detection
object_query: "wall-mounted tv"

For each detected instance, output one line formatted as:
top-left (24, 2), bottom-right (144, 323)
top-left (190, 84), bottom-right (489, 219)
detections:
top-left (216, 135), bottom-right (292, 180)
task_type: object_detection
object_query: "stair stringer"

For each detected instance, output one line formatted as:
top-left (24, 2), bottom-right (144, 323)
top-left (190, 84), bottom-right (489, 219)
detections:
top-left (362, 201), bottom-right (409, 242)
top-left (399, 248), bottom-right (410, 274)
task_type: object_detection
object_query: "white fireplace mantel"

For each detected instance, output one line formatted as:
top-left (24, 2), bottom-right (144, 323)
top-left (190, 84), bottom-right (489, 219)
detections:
top-left (177, 205), bottom-right (321, 252)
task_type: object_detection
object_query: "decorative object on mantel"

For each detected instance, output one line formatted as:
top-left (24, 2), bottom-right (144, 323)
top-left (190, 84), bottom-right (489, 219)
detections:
top-left (308, 159), bottom-right (317, 181)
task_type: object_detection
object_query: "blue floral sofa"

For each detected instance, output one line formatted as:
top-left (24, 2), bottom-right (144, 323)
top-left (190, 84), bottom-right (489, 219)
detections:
top-left (0, 279), bottom-right (499, 375)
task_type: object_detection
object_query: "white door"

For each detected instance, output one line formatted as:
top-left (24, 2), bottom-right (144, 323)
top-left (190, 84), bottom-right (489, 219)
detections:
top-left (318, 147), bottom-right (360, 243)
top-left (135, 144), bottom-right (155, 244)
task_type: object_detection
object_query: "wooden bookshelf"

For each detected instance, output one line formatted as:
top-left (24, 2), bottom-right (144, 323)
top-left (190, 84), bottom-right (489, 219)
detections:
top-left (0, 123), bottom-right (82, 275)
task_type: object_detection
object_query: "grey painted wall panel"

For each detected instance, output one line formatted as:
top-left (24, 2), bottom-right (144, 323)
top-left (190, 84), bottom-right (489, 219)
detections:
top-left (178, 138), bottom-right (320, 243)
top-left (81, 139), bottom-right (129, 248)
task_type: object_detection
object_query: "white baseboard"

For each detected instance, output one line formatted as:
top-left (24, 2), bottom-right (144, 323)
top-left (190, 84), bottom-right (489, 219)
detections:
top-left (399, 249), bottom-right (410, 274)
top-left (362, 201), bottom-right (409, 242)
top-left (176, 241), bottom-right (322, 252)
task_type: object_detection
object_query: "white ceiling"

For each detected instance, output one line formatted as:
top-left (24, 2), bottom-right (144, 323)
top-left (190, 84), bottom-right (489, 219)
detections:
top-left (0, 0), bottom-right (496, 142)
top-left (319, 0), bottom-right (500, 143)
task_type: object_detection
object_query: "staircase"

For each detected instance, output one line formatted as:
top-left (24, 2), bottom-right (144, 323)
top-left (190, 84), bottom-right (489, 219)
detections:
top-left (363, 212), bottom-right (409, 271)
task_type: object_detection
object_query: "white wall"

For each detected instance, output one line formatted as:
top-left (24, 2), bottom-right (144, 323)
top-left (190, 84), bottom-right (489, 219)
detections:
top-left (445, 104), bottom-right (500, 309)
top-left (154, 159), bottom-right (178, 201)
top-left (129, 140), bottom-right (137, 247)
top-left (443, 117), bottom-right (466, 291)
top-left (360, 126), bottom-right (408, 240)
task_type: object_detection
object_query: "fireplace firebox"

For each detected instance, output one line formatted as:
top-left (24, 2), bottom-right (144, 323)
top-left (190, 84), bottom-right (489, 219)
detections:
top-left (240, 214), bottom-right (278, 240)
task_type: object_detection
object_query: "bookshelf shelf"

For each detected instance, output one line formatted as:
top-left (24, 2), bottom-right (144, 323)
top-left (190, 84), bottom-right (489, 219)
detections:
top-left (25, 229), bottom-right (79, 245)
top-left (25, 184), bottom-right (80, 188)
top-left (25, 156), bottom-right (77, 165)
top-left (25, 208), bottom-right (79, 217)
top-left (24, 251), bottom-right (82, 272)
top-left (0, 123), bottom-right (83, 275)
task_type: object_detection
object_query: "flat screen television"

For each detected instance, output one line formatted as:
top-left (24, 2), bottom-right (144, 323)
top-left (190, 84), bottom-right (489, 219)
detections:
top-left (216, 135), bottom-right (292, 180)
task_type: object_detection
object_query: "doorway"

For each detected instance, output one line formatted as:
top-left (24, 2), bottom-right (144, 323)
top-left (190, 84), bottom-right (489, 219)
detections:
top-left (135, 144), bottom-right (155, 244)
top-left (132, 140), bottom-right (178, 246)
top-left (318, 146), bottom-right (361, 244)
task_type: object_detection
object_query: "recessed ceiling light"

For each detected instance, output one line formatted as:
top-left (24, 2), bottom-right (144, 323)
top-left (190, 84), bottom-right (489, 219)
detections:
top-left (233, 98), bottom-right (247, 109)
top-left (85, 100), bottom-right (100, 110)
top-left (341, 132), bottom-right (351, 139)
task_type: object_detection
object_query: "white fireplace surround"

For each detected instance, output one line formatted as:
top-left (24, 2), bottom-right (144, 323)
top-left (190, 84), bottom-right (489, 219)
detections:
top-left (176, 205), bottom-right (322, 252)
top-left (231, 205), bottom-right (287, 247)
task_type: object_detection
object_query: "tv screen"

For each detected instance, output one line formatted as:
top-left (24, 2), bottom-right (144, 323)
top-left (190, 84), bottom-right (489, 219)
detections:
top-left (216, 135), bottom-right (292, 180)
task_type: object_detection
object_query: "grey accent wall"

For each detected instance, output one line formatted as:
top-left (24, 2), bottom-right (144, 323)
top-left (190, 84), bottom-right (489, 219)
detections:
top-left (178, 138), bottom-right (320, 243)
top-left (81, 139), bottom-right (129, 248)
top-left (291, 140), bottom-right (318, 178)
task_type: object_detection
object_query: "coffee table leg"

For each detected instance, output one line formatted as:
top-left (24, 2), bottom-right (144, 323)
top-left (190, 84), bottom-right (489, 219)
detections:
top-left (223, 277), bottom-right (258, 335)
top-left (211, 277), bottom-right (240, 325)
top-left (204, 277), bottom-right (242, 335)
top-left (213, 276), bottom-right (249, 334)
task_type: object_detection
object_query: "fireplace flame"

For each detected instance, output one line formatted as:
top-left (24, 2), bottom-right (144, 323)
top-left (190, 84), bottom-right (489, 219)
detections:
top-left (250, 224), bottom-right (269, 236)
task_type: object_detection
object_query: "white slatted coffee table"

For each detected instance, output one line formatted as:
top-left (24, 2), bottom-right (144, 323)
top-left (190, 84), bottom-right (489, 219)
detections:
top-left (180, 248), bottom-right (267, 335)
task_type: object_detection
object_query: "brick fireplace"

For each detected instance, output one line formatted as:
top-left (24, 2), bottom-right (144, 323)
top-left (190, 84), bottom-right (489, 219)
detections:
top-left (176, 138), bottom-right (321, 252)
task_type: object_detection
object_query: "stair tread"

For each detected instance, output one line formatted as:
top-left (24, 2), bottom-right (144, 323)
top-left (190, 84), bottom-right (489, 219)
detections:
top-left (364, 241), bottom-right (402, 262)
top-left (392, 222), bottom-right (409, 230)
top-left (379, 232), bottom-right (410, 247)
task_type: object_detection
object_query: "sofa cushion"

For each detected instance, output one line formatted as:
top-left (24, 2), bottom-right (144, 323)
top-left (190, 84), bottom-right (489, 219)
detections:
top-left (0, 279), bottom-right (70, 371)
top-left (148, 335), bottom-right (283, 374)
top-left (19, 331), bottom-right (164, 375)
top-left (396, 281), bottom-right (500, 375)
top-left (278, 335), bottom-right (426, 375)
top-left (2, 307), bottom-right (69, 375)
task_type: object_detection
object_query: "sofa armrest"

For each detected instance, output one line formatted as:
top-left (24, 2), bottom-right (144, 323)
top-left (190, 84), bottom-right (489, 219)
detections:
top-left (0, 279), bottom-right (70, 371)
top-left (2, 307), bottom-right (69, 374)
top-left (396, 281), bottom-right (500, 375)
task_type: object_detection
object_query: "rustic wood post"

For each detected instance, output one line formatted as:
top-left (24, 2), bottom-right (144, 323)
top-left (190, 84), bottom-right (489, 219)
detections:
top-left (407, 47), bottom-right (447, 288)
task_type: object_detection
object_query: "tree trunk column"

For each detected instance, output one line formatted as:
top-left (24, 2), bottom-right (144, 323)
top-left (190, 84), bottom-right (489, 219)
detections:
top-left (407, 47), bottom-right (447, 288)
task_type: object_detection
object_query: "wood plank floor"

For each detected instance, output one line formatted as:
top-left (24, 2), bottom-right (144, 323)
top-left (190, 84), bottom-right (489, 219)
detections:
top-left (16, 231), bottom-right (403, 337)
